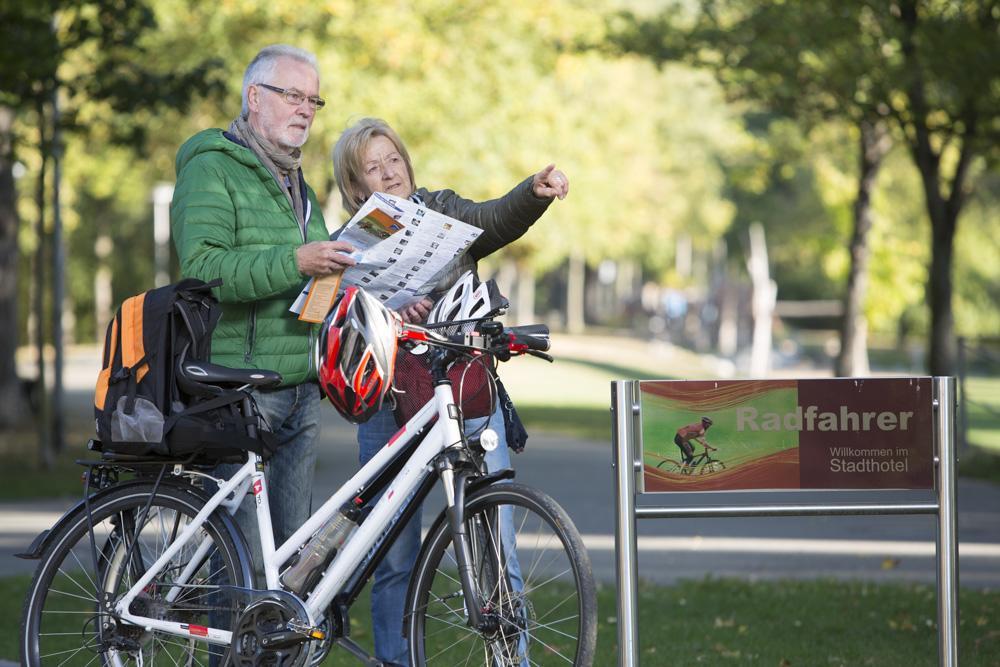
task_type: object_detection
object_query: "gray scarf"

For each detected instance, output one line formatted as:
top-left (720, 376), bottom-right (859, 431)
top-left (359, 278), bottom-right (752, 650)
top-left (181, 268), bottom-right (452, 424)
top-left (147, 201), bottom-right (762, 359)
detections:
top-left (229, 116), bottom-right (306, 228)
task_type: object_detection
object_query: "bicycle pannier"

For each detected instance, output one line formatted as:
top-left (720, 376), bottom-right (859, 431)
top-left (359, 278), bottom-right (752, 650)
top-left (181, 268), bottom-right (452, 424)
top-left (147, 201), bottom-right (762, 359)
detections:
top-left (94, 278), bottom-right (271, 458)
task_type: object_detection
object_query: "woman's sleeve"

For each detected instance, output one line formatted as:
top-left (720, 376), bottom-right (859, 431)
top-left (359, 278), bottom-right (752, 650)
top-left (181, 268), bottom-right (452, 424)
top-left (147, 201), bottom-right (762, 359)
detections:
top-left (424, 176), bottom-right (553, 261)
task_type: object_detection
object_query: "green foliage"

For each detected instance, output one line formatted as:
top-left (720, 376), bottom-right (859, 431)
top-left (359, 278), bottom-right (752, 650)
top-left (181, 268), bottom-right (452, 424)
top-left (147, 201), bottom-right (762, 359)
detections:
top-left (0, 1), bottom-right (226, 142)
top-left (8, 0), bottom-right (756, 346)
top-left (608, 0), bottom-right (1000, 352)
top-left (2, 0), bottom-right (997, 353)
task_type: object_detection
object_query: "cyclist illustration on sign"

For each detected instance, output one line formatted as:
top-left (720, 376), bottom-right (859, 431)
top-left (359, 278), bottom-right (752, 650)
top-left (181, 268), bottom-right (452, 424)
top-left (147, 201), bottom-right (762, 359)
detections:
top-left (675, 416), bottom-right (716, 469)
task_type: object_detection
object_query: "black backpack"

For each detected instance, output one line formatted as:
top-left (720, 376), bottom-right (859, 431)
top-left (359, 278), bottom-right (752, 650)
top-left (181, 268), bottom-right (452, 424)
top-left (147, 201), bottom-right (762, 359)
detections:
top-left (94, 278), bottom-right (271, 459)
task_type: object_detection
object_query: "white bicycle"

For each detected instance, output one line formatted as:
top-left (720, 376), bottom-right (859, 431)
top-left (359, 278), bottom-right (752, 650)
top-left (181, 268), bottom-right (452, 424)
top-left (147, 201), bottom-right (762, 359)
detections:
top-left (19, 290), bottom-right (597, 667)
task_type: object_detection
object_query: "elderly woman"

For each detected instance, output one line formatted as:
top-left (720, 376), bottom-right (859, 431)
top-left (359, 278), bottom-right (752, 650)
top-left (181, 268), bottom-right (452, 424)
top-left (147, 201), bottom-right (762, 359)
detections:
top-left (332, 117), bottom-right (567, 666)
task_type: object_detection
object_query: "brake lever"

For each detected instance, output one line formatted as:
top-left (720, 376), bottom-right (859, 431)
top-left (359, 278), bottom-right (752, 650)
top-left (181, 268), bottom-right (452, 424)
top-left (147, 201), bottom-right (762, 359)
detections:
top-left (527, 350), bottom-right (554, 363)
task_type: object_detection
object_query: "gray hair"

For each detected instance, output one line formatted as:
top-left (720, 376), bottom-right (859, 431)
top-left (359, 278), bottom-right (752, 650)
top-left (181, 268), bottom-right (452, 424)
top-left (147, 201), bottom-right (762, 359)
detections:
top-left (241, 44), bottom-right (319, 118)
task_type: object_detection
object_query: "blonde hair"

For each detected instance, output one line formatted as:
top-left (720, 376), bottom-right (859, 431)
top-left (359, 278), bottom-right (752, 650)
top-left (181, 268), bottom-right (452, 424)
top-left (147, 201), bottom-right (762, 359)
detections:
top-left (332, 117), bottom-right (416, 215)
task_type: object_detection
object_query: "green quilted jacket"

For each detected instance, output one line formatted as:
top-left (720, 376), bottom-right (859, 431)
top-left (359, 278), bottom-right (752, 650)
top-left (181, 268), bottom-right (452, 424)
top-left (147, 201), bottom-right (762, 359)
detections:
top-left (170, 129), bottom-right (328, 386)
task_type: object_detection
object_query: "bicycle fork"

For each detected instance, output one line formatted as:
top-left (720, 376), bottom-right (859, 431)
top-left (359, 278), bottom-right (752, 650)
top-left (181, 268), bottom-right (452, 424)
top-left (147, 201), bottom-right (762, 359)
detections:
top-left (438, 459), bottom-right (495, 634)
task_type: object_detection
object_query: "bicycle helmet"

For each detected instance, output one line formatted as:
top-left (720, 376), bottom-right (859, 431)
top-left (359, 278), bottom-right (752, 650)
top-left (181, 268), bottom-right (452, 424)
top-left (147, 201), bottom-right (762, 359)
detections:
top-left (701, 416), bottom-right (713, 427)
top-left (427, 271), bottom-right (508, 334)
top-left (317, 287), bottom-right (400, 424)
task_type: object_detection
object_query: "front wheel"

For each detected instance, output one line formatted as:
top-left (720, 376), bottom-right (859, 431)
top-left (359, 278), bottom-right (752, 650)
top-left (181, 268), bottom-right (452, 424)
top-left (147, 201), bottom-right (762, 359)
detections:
top-left (20, 482), bottom-right (248, 666)
top-left (699, 459), bottom-right (726, 475)
top-left (406, 483), bottom-right (597, 666)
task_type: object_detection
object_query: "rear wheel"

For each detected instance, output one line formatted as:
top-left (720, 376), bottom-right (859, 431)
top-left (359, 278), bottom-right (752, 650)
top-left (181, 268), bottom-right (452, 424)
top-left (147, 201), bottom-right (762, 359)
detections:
top-left (655, 458), bottom-right (685, 474)
top-left (21, 482), bottom-right (247, 666)
top-left (406, 483), bottom-right (597, 666)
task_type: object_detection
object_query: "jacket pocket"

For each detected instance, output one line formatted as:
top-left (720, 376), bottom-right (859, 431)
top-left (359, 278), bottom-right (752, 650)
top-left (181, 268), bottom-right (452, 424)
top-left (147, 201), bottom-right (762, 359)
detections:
top-left (244, 303), bottom-right (257, 364)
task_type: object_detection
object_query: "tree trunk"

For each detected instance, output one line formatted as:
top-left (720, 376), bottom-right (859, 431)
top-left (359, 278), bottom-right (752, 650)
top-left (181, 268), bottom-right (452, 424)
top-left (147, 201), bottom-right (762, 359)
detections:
top-left (746, 223), bottom-right (775, 377)
top-left (0, 106), bottom-right (26, 427)
top-left (34, 98), bottom-right (55, 467)
top-left (926, 207), bottom-right (957, 376)
top-left (907, 106), bottom-right (964, 378)
top-left (514, 259), bottom-right (536, 325)
top-left (566, 249), bottom-right (586, 334)
top-left (897, 0), bottom-right (972, 377)
top-left (835, 119), bottom-right (890, 377)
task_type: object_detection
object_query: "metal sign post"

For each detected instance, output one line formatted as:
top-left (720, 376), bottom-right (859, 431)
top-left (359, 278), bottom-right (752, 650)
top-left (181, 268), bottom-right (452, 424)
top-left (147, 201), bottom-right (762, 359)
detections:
top-left (611, 380), bottom-right (640, 665)
top-left (934, 377), bottom-right (958, 666)
top-left (612, 377), bottom-right (958, 666)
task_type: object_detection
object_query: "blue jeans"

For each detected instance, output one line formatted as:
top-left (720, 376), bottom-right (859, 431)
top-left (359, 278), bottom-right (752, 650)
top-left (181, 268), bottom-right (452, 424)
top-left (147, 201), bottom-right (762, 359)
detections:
top-left (359, 405), bottom-right (524, 666)
top-left (215, 382), bottom-right (321, 582)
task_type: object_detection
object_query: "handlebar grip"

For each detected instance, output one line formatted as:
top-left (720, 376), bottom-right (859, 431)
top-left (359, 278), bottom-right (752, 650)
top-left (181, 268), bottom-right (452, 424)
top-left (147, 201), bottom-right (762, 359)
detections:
top-left (507, 325), bottom-right (550, 352)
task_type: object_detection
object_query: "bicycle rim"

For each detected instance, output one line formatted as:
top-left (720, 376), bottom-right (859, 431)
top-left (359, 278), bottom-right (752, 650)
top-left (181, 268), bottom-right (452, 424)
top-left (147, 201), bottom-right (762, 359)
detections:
top-left (21, 483), bottom-right (246, 666)
top-left (658, 459), bottom-right (684, 474)
top-left (407, 483), bottom-right (597, 666)
top-left (700, 460), bottom-right (725, 475)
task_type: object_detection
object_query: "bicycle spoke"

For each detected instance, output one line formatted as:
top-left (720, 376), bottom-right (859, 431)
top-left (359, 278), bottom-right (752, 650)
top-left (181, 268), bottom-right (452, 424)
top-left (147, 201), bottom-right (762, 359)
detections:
top-left (23, 484), bottom-right (245, 667)
top-left (409, 485), bottom-right (595, 666)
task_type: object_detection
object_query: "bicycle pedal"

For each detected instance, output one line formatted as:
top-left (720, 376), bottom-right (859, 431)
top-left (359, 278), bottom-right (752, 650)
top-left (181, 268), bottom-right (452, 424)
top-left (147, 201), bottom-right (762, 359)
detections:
top-left (259, 626), bottom-right (325, 649)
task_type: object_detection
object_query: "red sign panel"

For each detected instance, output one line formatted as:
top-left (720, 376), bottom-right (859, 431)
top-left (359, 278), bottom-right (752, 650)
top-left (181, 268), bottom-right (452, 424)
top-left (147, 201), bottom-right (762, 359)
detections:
top-left (639, 378), bottom-right (934, 492)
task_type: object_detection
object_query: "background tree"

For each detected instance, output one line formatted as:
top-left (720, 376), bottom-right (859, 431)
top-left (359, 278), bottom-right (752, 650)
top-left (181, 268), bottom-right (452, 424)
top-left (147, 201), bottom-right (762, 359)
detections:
top-left (0, 0), bottom-right (223, 442)
top-left (610, 1), bottom-right (899, 376)
top-left (3, 0), bottom-right (997, 448)
top-left (609, 0), bottom-right (1000, 376)
top-left (887, 0), bottom-right (999, 375)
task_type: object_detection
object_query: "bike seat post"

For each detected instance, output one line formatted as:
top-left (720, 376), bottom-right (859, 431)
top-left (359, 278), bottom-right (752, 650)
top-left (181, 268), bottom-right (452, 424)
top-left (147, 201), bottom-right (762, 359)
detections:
top-left (242, 395), bottom-right (258, 440)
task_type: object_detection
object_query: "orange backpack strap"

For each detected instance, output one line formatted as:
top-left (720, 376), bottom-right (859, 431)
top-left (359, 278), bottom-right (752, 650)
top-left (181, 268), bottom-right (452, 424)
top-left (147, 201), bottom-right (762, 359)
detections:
top-left (120, 292), bottom-right (149, 383)
top-left (110, 292), bottom-right (150, 414)
top-left (94, 317), bottom-right (119, 410)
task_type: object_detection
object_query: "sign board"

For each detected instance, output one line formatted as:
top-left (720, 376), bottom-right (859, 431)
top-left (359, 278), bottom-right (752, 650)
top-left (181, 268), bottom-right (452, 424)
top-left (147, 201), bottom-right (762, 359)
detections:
top-left (639, 378), bottom-right (934, 492)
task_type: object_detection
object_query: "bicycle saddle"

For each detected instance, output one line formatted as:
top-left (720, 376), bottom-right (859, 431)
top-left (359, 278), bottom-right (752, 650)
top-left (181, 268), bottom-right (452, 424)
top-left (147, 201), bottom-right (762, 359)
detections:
top-left (179, 360), bottom-right (282, 389)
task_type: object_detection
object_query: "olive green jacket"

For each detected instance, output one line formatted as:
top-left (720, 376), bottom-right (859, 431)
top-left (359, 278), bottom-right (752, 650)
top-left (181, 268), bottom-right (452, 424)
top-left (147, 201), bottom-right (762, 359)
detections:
top-left (170, 129), bottom-right (328, 386)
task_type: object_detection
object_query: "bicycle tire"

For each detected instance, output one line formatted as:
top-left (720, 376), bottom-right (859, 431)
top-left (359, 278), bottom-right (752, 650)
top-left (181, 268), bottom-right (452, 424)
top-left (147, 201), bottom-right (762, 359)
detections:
top-left (406, 483), bottom-right (597, 666)
top-left (656, 459), bottom-right (685, 474)
top-left (21, 482), bottom-right (248, 666)
top-left (699, 460), bottom-right (726, 475)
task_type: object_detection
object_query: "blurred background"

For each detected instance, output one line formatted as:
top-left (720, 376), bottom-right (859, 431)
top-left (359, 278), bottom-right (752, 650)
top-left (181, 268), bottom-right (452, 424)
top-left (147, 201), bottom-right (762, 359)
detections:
top-left (1, 3), bottom-right (999, 663)
top-left (0, 0), bottom-right (997, 470)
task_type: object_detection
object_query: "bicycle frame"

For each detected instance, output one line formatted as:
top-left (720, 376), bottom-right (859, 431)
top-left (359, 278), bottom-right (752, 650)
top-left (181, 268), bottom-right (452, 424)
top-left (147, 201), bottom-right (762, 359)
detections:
top-left (111, 379), bottom-right (470, 646)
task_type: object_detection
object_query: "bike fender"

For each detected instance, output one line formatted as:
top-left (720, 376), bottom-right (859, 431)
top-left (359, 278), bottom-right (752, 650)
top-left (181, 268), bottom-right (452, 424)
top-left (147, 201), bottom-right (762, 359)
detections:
top-left (14, 479), bottom-right (160, 560)
top-left (15, 477), bottom-right (256, 588)
top-left (466, 468), bottom-right (515, 494)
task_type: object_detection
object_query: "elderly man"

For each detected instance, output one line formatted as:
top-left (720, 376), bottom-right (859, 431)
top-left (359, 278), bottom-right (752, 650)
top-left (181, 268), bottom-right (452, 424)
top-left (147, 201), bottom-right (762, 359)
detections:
top-left (170, 44), bottom-right (355, 569)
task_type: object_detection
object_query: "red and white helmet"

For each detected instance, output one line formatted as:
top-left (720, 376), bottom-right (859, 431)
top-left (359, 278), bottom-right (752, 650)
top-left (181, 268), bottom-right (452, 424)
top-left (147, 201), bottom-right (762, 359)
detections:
top-left (317, 287), bottom-right (400, 423)
top-left (427, 271), bottom-right (508, 334)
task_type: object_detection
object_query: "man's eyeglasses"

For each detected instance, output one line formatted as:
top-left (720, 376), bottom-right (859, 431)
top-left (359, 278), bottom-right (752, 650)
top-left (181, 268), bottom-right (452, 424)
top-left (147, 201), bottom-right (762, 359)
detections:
top-left (258, 83), bottom-right (325, 110)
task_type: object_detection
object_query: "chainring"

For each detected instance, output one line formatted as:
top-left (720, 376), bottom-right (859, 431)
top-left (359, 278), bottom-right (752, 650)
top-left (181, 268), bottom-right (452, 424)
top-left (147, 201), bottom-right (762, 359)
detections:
top-left (228, 597), bottom-right (314, 667)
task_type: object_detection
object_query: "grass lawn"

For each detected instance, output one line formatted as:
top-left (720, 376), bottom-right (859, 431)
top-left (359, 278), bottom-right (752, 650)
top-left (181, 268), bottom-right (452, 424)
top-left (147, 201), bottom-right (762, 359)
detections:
top-left (4, 573), bottom-right (998, 665)
top-left (964, 377), bottom-right (1000, 449)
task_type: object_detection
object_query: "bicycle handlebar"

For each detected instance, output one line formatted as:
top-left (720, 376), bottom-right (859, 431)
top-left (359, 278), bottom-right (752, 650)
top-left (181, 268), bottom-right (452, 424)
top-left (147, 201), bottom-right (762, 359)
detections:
top-left (399, 321), bottom-right (551, 360)
top-left (506, 325), bottom-right (550, 353)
